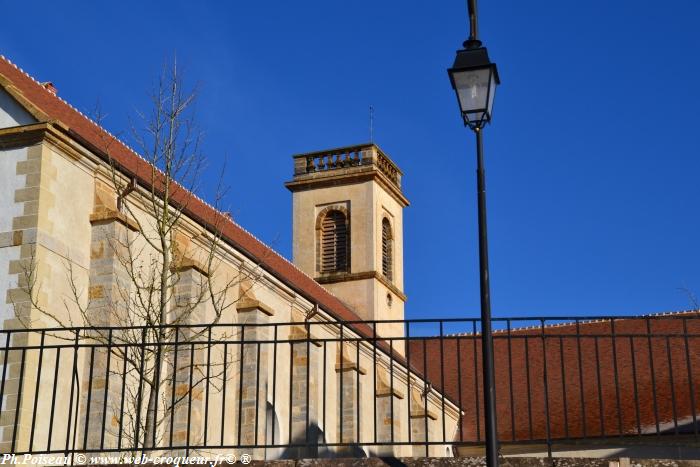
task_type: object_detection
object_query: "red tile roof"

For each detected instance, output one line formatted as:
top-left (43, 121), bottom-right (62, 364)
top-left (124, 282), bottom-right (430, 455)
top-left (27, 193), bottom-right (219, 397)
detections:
top-left (408, 313), bottom-right (700, 444)
top-left (0, 55), bottom-right (377, 338)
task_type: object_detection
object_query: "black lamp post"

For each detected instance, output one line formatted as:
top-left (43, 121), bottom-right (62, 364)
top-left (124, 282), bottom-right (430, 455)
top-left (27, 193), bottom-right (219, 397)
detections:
top-left (447, 0), bottom-right (500, 465)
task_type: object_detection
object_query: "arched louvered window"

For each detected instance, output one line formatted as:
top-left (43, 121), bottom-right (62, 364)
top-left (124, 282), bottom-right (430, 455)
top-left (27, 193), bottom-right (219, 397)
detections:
top-left (382, 217), bottom-right (393, 281)
top-left (320, 210), bottom-right (349, 273)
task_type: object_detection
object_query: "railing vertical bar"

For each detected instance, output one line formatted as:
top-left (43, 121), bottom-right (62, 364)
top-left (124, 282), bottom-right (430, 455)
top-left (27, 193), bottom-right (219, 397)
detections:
top-left (594, 336), bottom-right (604, 437)
top-left (71, 367), bottom-right (80, 460)
top-left (439, 321), bottom-right (446, 443)
top-left (288, 326), bottom-right (294, 448)
top-left (65, 330), bottom-right (80, 456)
top-left (406, 322), bottom-right (412, 445)
top-left (666, 336), bottom-right (679, 435)
top-left (540, 320), bottom-right (552, 460)
top-left (100, 329), bottom-right (113, 450)
top-left (389, 338), bottom-right (395, 445)
top-left (628, 336), bottom-right (642, 435)
top-left (575, 320), bottom-right (587, 439)
top-left (221, 340), bottom-right (228, 447)
top-left (118, 338), bottom-right (128, 451)
top-left (472, 320), bottom-right (480, 442)
top-left (422, 338), bottom-right (429, 456)
top-left (507, 320), bottom-right (515, 442)
top-left (82, 346), bottom-right (96, 450)
top-left (133, 328), bottom-right (147, 452)
top-left (152, 330), bottom-right (162, 449)
top-left (339, 323), bottom-right (344, 446)
top-left (456, 334), bottom-right (463, 443)
top-left (322, 337), bottom-right (327, 446)
top-left (204, 326), bottom-right (212, 446)
top-left (255, 341), bottom-right (262, 447)
top-left (372, 322), bottom-right (377, 446)
top-left (524, 335), bottom-right (533, 440)
top-left (238, 325), bottom-right (246, 447)
top-left (169, 330), bottom-right (179, 449)
top-left (0, 331), bottom-right (10, 432)
top-left (306, 328), bottom-right (311, 451)
top-left (29, 330), bottom-right (46, 451)
top-left (270, 325), bottom-right (278, 448)
top-left (610, 319), bottom-right (623, 437)
top-left (47, 347), bottom-right (61, 451)
top-left (558, 335), bottom-right (569, 440)
top-left (0, 332), bottom-right (10, 419)
top-left (682, 317), bottom-right (698, 439)
top-left (356, 334), bottom-right (361, 446)
top-left (186, 342), bottom-right (195, 456)
top-left (11, 347), bottom-right (27, 453)
top-left (646, 318), bottom-right (661, 435)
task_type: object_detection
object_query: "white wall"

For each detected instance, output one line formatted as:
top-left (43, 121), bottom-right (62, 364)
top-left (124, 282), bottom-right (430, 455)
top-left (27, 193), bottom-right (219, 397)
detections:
top-left (0, 93), bottom-right (35, 328)
top-left (0, 148), bottom-right (25, 232)
top-left (0, 147), bottom-right (27, 325)
top-left (0, 88), bottom-right (35, 128)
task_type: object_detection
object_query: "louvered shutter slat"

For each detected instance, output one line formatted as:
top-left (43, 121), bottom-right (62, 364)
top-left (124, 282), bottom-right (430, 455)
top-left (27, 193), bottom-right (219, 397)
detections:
top-left (320, 210), bottom-right (348, 273)
top-left (382, 218), bottom-right (392, 281)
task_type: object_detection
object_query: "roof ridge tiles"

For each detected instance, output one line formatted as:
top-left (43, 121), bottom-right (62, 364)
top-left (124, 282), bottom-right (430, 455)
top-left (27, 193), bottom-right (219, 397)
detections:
top-left (443, 309), bottom-right (700, 337)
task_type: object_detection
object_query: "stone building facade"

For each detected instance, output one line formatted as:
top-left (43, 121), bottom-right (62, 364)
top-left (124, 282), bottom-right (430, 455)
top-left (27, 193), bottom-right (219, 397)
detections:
top-left (0, 55), bottom-right (460, 460)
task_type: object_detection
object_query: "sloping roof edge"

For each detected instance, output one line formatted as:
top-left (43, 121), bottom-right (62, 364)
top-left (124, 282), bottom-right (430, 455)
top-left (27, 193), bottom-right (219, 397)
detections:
top-left (0, 55), bottom-right (380, 339)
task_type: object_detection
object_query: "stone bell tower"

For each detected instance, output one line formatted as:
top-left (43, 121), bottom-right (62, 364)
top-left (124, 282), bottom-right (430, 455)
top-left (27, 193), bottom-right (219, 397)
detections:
top-left (286, 143), bottom-right (409, 338)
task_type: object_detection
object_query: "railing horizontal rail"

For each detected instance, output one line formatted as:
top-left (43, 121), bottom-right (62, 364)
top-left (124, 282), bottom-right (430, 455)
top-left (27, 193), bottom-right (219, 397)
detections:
top-left (2, 333), bottom-right (700, 351)
top-left (0, 313), bottom-right (696, 332)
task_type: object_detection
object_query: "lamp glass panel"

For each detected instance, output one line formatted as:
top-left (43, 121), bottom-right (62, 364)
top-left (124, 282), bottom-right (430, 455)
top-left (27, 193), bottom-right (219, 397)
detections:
top-left (453, 67), bottom-right (491, 114)
top-left (464, 110), bottom-right (486, 126)
top-left (486, 70), bottom-right (497, 116)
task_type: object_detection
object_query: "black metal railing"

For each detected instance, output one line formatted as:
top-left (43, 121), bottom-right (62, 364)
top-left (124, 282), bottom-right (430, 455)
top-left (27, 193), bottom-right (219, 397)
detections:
top-left (0, 314), bottom-right (697, 460)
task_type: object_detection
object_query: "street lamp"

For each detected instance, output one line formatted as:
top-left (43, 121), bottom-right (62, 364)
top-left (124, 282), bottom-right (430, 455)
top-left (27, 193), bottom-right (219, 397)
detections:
top-left (448, 46), bottom-right (499, 130)
top-left (448, 1), bottom-right (500, 466)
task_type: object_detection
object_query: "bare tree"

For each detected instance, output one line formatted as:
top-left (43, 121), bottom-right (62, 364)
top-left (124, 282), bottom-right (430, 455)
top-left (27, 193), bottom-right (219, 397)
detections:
top-left (679, 286), bottom-right (700, 311)
top-left (14, 59), bottom-right (264, 454)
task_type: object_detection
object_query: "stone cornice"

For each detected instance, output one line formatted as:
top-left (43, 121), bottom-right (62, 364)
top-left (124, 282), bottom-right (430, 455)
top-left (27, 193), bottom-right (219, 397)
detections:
top-left (336, 341), bottom-right (368, 374)
top-left (170, 256), bottom-right (210, 277)
top-left (376, 382), bottom-right (405, 399)
top-left (409, 387), bottom-right (438, 420)
top-left (89, 209), bottom-right (140, 232)
top-left (335, 358), bottom-right (367, 374)
top-left (236, 297), bottom-right (274, 316)
top-left (0, 122), bottom-right (46, 147)
top-left (285, 168), bottom-right (409, 208)
top-left (409, 407), bottom-right (438, 420)
top-left (375, 384), bottom-right (404, 399)
top-left (315, 270), bottom-right (407, 302)
top-left (288, 324), bottom-right (323, 346)
top-left (0, 122), bottom-right (89, 164)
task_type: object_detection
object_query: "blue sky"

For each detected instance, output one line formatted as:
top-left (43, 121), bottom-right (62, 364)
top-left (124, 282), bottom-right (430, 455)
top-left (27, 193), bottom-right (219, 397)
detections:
top-left (2, 1), bottom-right (699, 319)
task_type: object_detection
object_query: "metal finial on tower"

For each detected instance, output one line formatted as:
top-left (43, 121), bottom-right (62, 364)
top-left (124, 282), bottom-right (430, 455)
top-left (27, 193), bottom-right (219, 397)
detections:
top-left (369, 105), bottom-right (374, 143)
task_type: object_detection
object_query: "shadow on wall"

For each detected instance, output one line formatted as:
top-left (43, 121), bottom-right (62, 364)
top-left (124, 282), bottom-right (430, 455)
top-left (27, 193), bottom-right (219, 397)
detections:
top-left (276, 423), bottom-right (368, 460)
